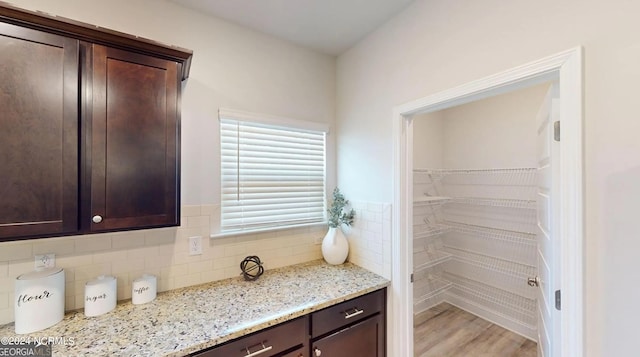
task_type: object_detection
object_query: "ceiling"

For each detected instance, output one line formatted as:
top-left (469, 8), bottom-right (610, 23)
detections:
top-left (169, 0), bottom-right (415, 56)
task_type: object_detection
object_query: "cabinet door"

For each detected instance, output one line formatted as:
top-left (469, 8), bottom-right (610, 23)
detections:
top-left (88, 45), bottom-right (179, 231)
top-left (0, 22), bottom-right (78, 241)
top-left (311, 315), bottom-right (384, 357)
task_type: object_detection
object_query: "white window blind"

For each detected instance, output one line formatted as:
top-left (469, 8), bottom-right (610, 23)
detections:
top-left (220, 112), bottom-right (326, 233)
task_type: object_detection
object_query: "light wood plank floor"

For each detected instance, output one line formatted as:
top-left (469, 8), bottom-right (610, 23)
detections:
top-left (414, 303), bottom-right (537, 357)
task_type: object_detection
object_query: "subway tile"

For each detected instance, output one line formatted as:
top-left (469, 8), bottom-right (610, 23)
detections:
top-left (111, 259), bottom-right (144, 275)
top-left (181, 205), bottom-right (201, 217)
top-left (145, 228), bottom-right (177, 246)
top-left (64, 269), bottom-right (75, 282)
top-left (157, 245), bottom-right (177, 257)
top-left (201, 269), bottom-right (226, 284)
top-left (200, 204), bottom-right (218, 216)
top-left (0, 308), bottom-right (14, 325)
top-left (212, 256), bottom-right (236, 270)
top-left (32, 237), bottom-right (75, 256)
top-left (186, 216), bottom-right (209, 228)
top-left (8, 260), bottom-right (33, 278)
top-left (127, 247), bottom-right (158, 260)
top-left (65, 295), bottom-right (75, 311)
top-left (74, 263), bottom-right (111, 281)
top-left (92, 251), bottom-right (124, 264)
top-left (157, 276), bottom-right (174, 292)
top-left (0, 292), bottom-right (7, 309)
top-left (161, 264), bottom-right (188, 278)
top-left (0, 262), bottom-right (7, 276)
top-left (0, 277), bottom-right (14, 293)
top-left (74, 294), bottom-right (85, 309)
top-left (174, 273), bottom-right (201, 289)
top-left (57, 254), bottom-right (93, 268)
top-left (188, 260), bottom-right (212, 274)
top-left (75, 235), bottom-right (112, 253)
top-left (0, 243), bottom-right (32, 262)
top-left (65, 281), bottom-right (75, 297)
top-left (223, 244), bottom-right (246, 257)
top-left (145, 255), bottom-right (173, 269)
top-left (111, 232), bottom-right (146, 250)
top-left (367, 203), bottom-right (384, 212)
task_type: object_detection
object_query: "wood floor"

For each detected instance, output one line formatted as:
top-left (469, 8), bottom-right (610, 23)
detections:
top-left (414, 303), bottom-right (537, 357)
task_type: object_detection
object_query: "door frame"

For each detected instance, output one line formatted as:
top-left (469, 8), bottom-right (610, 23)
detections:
top-left (390, 47), bottom-right (583, 357)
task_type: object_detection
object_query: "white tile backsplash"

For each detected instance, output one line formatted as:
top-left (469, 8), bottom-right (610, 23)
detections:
top-left (345, 201), bottom-right (392, 279)
top-left (0, 204), bottom-right (324, 325)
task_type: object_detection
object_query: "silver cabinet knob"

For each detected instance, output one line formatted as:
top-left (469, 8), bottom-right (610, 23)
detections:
top-left (314, 347), bottom-right (321, 356)
top-left (92, 215), bottom-right (103, 223)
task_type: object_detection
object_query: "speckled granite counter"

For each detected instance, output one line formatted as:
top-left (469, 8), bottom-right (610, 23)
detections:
top-left (0, 260), bottom-right (389, 356)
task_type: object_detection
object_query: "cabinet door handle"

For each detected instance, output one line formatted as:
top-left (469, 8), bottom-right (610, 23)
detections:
top-left (314, 347), bottom-right (322, 356)
top-left (92, 215), bottom-right (103, 223)
top-left (344, 307), bottom-right (364, 319)
top-left (244, 342), bottom-right (272, 357)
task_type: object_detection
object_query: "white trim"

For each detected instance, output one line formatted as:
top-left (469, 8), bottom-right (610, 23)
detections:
top-left (390, 47), bottom-right (583, 357)
top-left (210, 221), bottom-right (326, 239)
top-left (218, 108), bottom-right (330, 133)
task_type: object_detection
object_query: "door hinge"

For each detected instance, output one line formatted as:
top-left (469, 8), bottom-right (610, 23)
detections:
top-left (554, 121), bottom-right (560, 142)
top-left (555, 290), bottom-right (561, 311)
top-left (410, 273), bottom-right (414, 283)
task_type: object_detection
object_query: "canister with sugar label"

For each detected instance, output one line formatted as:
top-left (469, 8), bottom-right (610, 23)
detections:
top-left (84, 275), bottom-right (117, 317)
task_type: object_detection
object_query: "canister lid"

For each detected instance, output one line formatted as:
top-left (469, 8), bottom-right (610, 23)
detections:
top-left (16, 267), bottom-right (63, 280)
top-left (86, 275), bottom-right (116, 286)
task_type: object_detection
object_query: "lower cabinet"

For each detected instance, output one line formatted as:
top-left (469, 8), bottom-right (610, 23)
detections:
top-left (191, 288), bottom-right (385, 357)
top-left (310, 289), bottom-right (386, 357)
top-left (311, 315), bottom-right (384, 357)
top-left (192, 317), bottom-right (308, 357)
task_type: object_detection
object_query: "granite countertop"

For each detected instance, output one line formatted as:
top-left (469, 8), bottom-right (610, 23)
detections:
top-left (0, 260), bottom-right (389, 356)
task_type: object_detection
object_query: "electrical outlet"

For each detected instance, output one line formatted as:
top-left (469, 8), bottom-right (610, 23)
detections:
top-left (189, 236), bottom-right (202, 255)
top-left (35, 253), bottom-right (55, 270)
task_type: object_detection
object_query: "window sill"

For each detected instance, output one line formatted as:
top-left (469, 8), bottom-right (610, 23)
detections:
top-left (210, 221), bottom-right (327, 239)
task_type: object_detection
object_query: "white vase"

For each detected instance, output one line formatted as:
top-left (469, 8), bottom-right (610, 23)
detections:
top-left (322, 227), bottom-right (349, 265)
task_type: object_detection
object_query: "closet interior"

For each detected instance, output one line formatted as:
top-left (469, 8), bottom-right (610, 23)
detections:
top-left (411, 83), bottom-right (551, 345)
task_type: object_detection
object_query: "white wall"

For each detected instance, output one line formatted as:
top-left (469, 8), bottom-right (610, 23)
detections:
top-left (0, 0), bottom-right (335, 324)
top-left (8, 0), bottom-right (336, 205)
top-left (412, 112), bottom-right (444, 169)
top-left (336, 0), bottom-right (640, 355)
top-left (440, 83), bottom-right (548, 169)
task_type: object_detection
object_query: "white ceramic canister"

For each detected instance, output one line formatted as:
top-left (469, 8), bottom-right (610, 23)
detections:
top-left (131, 274), bottom-right (157, 305)
top-left (14, 267), bottom-right (65, 334)
top-left (84, 275), bottom-right (117, 317)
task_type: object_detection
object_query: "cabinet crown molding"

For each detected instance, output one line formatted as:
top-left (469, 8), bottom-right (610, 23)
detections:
top-left (0, 1), bottom-right (193, 80)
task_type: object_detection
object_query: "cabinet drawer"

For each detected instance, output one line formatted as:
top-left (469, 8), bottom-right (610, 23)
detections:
top-left (311, 314), bottom-right (384, 357)
top-left (311, 289), bottom-right (384, 338)
top-left (193, 317), bottom-right (307, 357)
top-left (281, 346), bottom-right (307, 357)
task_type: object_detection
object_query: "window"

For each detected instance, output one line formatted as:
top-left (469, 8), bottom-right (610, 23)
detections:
top-left (219, 109), bottom-right (327, 233)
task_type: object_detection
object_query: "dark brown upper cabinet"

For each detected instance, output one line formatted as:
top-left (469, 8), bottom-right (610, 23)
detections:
top-left (86, 45), bottom-right (180, 232)
top-left (0, 22), bottom-right (79, 240)
top-left (0, 2), bottom-right (192, 241)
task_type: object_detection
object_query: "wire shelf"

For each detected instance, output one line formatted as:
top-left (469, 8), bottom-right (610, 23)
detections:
top-left (444, 221), bottom-right (536, 245)
top-left (413, 196), bottom-right (451, 205)
top-left (414, 249), bottom-right (452, 273)
top-left (414, 275), bottom-right (452, 303)
top-left (442, 246), bottom-right (536, 298)
top-left (450, 197), bottom-right (536, 209)
top-left (414, 289), bottom-right (447, 315)
top-left (414, 167), bottom-right (538, 200)
top-left (443, 272), bottom-right (536, 326)
top-left (413, 223), bottom-right (451, 239)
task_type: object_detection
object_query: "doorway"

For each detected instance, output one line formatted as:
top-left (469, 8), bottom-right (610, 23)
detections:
top-left (389, 48), bottom-right (583, 357)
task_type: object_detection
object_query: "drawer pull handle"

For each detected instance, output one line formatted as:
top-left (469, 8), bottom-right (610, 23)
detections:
top-left (344, 307), bottom-right (364, 319)
top-left (314, 347), bottom-right (322, 356)
top-left (244, 342), bottom-right (272, 357)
